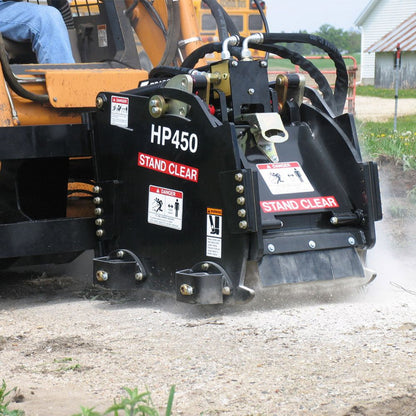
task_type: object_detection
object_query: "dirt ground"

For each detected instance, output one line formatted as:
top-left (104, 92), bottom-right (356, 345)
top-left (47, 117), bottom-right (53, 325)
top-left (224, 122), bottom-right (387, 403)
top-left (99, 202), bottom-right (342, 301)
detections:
top-left (1, 99), bottom-right (416, 416)
top-left (355, 96), bottom-right (416, 122)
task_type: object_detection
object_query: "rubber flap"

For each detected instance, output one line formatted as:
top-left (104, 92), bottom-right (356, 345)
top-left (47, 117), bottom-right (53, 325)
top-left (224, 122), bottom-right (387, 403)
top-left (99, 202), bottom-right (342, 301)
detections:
top-left (258, 247), bottom-right (365, 286)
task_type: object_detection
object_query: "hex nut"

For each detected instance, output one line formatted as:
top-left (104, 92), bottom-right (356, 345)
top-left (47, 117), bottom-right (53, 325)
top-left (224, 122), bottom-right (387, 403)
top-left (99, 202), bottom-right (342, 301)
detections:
top-left (234, 173), bottom-right (243, 182)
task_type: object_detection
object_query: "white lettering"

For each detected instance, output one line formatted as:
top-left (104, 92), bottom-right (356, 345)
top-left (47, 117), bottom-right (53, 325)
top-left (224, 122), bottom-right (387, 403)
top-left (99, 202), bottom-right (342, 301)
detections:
top-left (150, 124), bottom-right (199, 153)
top-left (172, 130), bottom-right (180, 149)
top-left (189, 133), bottom-right (198, 153)
top-left (151, 124), bottom-right (161, 144)
top-left (180, 131), bottom-right (189, 151)
top-left (162, 126), bottom-right (172, 145)
top-left (326, 197), bottom-right (338, 208)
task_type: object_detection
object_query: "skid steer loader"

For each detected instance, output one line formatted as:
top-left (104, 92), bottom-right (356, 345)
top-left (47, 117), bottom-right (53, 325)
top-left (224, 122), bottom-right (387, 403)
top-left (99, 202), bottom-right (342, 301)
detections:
top-left (0, 0), bottom-right (382, 304)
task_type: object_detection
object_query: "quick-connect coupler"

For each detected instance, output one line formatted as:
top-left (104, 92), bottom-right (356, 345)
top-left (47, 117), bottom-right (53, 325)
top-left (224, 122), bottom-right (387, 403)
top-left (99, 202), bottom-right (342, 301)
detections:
top-left (241, 33), bottom-right (264, 61)
top-left (221, 35), bottom-right (240, 60)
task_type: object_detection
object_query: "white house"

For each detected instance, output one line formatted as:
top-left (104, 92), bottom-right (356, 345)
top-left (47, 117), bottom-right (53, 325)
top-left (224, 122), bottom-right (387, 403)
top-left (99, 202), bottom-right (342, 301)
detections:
top-left (355, 0), bottom-right (416, 84)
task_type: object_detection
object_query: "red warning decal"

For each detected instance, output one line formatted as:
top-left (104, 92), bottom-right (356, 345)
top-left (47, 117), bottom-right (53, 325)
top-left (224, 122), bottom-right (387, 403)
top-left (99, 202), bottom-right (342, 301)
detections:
top-left (260, 196), bottom-right (339, 213)
top-left (138, 152), bottom-right (199, 183)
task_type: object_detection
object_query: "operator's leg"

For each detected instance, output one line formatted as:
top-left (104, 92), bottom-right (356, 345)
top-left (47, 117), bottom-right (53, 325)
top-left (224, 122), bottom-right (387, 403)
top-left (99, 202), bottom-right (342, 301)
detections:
top-left (0, 1), bottom-right (74, 63)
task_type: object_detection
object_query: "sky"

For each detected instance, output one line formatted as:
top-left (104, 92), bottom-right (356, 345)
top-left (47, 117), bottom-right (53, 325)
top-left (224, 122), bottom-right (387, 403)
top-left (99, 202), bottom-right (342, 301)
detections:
top-left (266, 0), bottom-right (371, 33)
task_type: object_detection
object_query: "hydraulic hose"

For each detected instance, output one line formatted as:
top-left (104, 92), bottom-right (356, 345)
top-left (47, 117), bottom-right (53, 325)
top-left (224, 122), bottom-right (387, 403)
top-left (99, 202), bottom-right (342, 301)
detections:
top-left (262, 33), bottom-right (348, 114)
top-left (181, 42), bottom-right (222, 68)
top-left (202, 0), bottom-right (228, 41)
top-left (137, 0), bottom-right (167, 38)
top-left (253, 43), bottom-right (336, 111)
top-left (180, 41), bottom-right (336, 112)
top-left (159, 0), bottom-right (181, 66)
top-left (0, 33), bottom-right (49, 103)
top-left (217, 3), bottom-right (240, 36)
top-left (251, 0), bottom-right (269, 59)
top-left (252, 0), bottom-right (269, 34)
top-left (149, 65), bottom-right (194, 79)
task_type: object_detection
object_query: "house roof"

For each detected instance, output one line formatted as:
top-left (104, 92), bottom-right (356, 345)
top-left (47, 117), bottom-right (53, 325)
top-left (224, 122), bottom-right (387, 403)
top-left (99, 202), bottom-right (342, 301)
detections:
top-left (355, 0), bottom-right (380, 26)
top-left (366, 13), bottom-right (416, 52)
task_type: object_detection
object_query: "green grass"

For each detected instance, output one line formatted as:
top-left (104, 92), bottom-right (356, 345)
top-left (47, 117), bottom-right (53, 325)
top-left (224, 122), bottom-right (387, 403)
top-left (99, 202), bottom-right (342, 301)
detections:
top-left (358, 115), bottom-right (416, 169)
top-left (356, 85), bottom-right (416, 99)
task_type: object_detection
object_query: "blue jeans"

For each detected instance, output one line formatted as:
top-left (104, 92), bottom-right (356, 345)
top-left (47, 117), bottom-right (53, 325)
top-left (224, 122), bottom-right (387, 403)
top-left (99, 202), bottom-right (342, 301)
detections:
top-left (0, 1), bottom-right (74, 63)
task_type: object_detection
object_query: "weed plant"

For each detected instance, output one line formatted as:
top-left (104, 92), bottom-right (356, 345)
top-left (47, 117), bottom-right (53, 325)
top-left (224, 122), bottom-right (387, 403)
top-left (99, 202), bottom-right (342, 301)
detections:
top-left (0, 380), bottom-right (24, 416)
top-left (1, 380), bottom-right (174, 416)
top-left (72, 386), bottom-right (175, 416)
top-left (358, 115), bottom-right (416, 170)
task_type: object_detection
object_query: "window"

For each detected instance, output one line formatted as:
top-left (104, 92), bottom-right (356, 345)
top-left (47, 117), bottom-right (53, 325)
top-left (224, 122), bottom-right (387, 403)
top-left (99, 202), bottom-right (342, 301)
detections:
top-left (249, 15), bottom-right (263, 31)
top-left (202, 14), bottom-right (217, 31)
top-left (230, 15), bottom-right (244, 32)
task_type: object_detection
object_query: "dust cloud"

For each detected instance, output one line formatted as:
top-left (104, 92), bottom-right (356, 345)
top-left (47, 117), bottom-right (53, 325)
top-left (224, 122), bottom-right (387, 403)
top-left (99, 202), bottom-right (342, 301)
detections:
top-left (365, 167), bottom-right (416, 303)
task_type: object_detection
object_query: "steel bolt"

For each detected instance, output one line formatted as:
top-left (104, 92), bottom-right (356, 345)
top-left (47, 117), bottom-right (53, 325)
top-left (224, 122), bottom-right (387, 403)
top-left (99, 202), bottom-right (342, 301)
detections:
top-left (330, 217), bottom-right (338, 225)
top-left (96, 229), bottom-right (104, 237)
top-left (94, 207), bottom-right (103, 216)
top-left (151, 106), bottom-right (161, 116)
top-left (135, 272), bottom-right (144, 281)
top-left (239, 220), bottom-right (248, 229)
top-left (236, 197), bottom-right (245, 206)
top-left (222, 286), bottom-right (231, 296)
top-left (309, 240), bottom-right (316, 249)
top-left (234, 172), bottom-right (243, 182)
top-left (238, 209), bottom-right (246, 218)
top-left (93, 197), bottom-right (102, 205)
top-left (96, 96), bottom-right (104, 109)
top-left (149, 95), bottom-right (166, 118)
top-left (231, 60), bottom-right (238, 67)
top-left (236, 185), bottom-right (244, 194)
top-left (260, 60), bottom-right (267, 68)
top-left (348, 236), bottom-right (356, 246)
top-left (268, 243), bottom-right (276, 253)
top-left (180, 284), bottom-right (194, 296)
top-left (116, 250), bottom-right (124, 258)
top-left (96, 270), bottom-right (108, 282)
top-left (93, 186), bottom-right (102, 194)
top-left (95, 218), bottom-right (104, 226)
top-left (248, 88), bottom-right (255, 95)
top-left (201, 263), bottom-right (209, 271)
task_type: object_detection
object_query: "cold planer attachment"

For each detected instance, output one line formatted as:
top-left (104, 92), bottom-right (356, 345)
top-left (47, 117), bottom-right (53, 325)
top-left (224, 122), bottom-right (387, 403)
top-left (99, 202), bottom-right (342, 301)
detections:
top-left (91, 54), bottom-right (382, 305)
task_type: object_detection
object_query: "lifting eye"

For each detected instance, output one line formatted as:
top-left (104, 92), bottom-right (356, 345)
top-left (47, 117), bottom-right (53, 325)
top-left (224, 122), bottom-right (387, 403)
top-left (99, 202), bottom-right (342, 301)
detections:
top-left (265, 129), bottom-right (286, 138)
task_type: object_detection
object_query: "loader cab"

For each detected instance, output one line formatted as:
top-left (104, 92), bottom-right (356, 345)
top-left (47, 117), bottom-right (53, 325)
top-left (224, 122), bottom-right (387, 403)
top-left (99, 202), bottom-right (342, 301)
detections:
top-left (3, 0), bottom-right (142, 69)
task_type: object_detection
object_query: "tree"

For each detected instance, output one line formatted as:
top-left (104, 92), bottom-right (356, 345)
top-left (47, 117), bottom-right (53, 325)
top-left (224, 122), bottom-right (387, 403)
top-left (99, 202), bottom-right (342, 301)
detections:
top-left (314, 24), bottom-right (361, 54)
